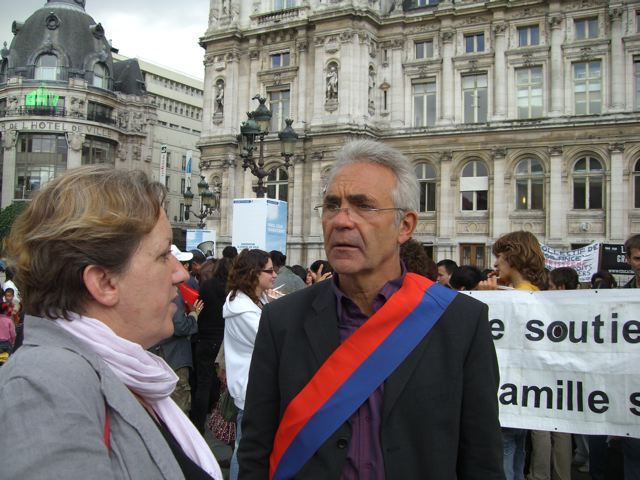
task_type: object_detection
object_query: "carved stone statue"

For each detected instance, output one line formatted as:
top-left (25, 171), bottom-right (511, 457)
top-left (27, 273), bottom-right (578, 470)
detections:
top-left (2, 129), bottom-right (17, 150)
top-left (67, 132), bottom-right (85, 152)
top-left (215, 81), bottom-right (224, 114)
top-left (326, 64), bottom-right (338, 100)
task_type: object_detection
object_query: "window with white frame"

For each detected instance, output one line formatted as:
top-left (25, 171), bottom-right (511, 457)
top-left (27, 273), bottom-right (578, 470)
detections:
top-left (516, 66), bottom-right (543, 118)
top-left (634, 159), bottom-right (640, 209)
top-left (573, 156), bottom-right (604, 209)
top-left (35, 54), bottom-right (59, 81)
top-left (464, 33), bottom-right (485, 53)
top-left (266, 167), bottom-right (288, 201)
top-left (416, 0), bottom-right (438, 5)
top-left (270, 52), bottom-right (290, 68)
top-left (517, 25), bottom-right (540, 47)
top-left (274, 0), bottom-right (295, 10)
top-left (269, 89), bottom-right (290, 132)
top-left (463, 73), bottom-right (488, 123)
top-left (575, 17), bottom-right (599, 40)
top-left (413, 81), bottom-right (436, 127)
top-left (415, 40), bottom-right (434, 60)
top-left (574, 61), bottom-right (601, 115)
top-left (515, 158), bottom-right (544, 210)
top-left (415, 162), bottom-right (437, 212)
top-left (460, 161), bottom-right (488, 211)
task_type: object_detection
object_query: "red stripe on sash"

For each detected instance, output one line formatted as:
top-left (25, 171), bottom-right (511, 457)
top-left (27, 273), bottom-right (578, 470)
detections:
top-left (269, 273), bottom-right (433, 478)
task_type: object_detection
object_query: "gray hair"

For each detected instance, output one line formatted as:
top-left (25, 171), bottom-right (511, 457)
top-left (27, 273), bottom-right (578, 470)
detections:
top-left (326, 139), bottom-right (419, 220)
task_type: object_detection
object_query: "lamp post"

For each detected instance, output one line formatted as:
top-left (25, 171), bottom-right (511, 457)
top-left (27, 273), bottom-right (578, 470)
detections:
top-left (183, 175), bottom-right (221, 229)
top-left (238, 95), bottom-right (299, 197)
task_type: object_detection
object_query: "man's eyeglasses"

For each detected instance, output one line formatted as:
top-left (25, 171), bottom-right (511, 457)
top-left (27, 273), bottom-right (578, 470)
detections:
top-left (314, 204), bottom-right (405, 220)
top-left (262, 268), bottom-right (276, 274)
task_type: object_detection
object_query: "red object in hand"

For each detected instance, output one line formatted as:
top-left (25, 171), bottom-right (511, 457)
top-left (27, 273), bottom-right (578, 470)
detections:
top-left (178, 283), bottom-right (199, 309)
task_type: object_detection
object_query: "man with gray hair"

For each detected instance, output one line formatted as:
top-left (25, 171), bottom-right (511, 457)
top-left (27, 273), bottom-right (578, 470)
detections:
top-left (239, 139), bottom-right (503, 479)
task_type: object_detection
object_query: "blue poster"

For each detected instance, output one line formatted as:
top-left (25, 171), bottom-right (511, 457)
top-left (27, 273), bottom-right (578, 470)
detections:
top-left (266, 199), bottom-right (288, 253)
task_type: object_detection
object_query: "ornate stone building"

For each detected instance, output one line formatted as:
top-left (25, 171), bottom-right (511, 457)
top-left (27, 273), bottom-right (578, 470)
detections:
top-left (198, 0), bottom-right (640, 268)
top-left (0, 0), bottom-right (204, 238)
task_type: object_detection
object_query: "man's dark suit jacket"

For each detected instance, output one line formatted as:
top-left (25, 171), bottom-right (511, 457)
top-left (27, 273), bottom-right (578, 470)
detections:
top-left (239, 279), bottom-right (504, 479)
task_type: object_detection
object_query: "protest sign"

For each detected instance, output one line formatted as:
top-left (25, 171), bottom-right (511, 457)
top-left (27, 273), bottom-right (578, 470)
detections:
top-left (466, 289), bottom-right (640, 438)
top-left (541, 243), bottom-right (600, 282)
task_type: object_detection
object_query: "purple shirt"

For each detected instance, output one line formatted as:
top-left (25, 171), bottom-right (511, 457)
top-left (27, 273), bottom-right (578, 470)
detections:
top-left (332, 266), bottom-right (405, 480)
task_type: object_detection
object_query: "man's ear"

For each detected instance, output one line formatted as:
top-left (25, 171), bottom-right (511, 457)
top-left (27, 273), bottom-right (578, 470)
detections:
top-left (398, 210), bottom-right (418, 244)
top-left (83, 265), bottom-right (119, 307)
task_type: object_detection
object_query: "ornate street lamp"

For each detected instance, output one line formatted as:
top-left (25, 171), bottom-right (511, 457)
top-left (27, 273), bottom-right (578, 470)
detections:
top-left (238, 95), bottom-right (299, 197)
top-left (183, 175), bottom-right (221, 229)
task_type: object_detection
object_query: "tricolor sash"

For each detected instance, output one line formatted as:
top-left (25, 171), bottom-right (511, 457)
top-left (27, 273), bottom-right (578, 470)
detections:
top-left (269, 273), bottom-right (458, 480)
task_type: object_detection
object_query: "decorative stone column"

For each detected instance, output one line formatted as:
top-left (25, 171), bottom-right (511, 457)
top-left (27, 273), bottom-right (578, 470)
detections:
top-left (66, 131), bottom-right (85, 168)
top-left (548, 15), bottom-right (564, 117)
top-left (309, 152), bottom-right (324, 238)
top-left (548, 146), bottom-right (564, 241)
top-left (608, 7), bottom-right (625, 112)
top-left (440, 30), bottom-right (455, 125)
top-left (1, 129), bottom-right (18, 208)
top-left (492, 148), bottom-right (508, 235)
top-left (492, 23), bottom-right (508, 120)
top-left (290, 155), bottom-right (305, 251)
top-left (437, 151), bottom-right (454, 243)
top-left (608, 143), bottom-right (625, 241)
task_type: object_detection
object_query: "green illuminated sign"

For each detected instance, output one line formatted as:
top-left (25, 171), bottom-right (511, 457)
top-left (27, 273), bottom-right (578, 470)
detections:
top-left (25, 86), bottom-right (59, 108)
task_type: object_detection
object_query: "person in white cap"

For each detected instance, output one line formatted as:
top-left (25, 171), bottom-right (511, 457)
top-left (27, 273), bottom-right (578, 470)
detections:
top-left (149, 245), bottom-right (203, 413)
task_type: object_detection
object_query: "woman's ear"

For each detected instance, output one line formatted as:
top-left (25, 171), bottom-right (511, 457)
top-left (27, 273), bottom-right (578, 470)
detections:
top-left (83, 265), bottom-right (119, 307)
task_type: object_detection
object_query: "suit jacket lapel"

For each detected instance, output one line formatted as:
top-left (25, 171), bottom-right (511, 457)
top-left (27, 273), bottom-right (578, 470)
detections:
top-left (304, 282), bottom-right (340, 367)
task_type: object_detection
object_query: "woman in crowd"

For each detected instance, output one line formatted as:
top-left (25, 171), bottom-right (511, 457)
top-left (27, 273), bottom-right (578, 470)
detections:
top-left (223, 249), bottom-right (277, 480)
top-left (192, 257), bottom-right (233, 434)
top-left (305, 259), bottom-right (333, 285)
top-left (479, 230), bottom-right (547, 480)
top-left (0, 166), bottom-right (222, 480)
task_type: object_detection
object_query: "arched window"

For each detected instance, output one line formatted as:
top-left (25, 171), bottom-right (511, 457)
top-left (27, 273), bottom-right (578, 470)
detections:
top-left (634, 159), bottom-right (640, 209)
top-left (266, 167), bottom-right (288, 202)
top-left (92, 62), bottom-right (110, 89)
top-left (34, 54), bottom-right (59, 80)
top-left (573, 156), bottom-right (604, 209)
top-left (515, 158), bottom-right (544, 210)
top-left (415, 162), bottom-right (436, 212)
top-left (460, 160), bottom-right (488, 211)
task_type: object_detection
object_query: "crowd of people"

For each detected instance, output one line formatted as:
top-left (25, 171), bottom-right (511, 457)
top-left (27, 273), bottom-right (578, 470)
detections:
top-left (0, 140), bottom-right (638, 480)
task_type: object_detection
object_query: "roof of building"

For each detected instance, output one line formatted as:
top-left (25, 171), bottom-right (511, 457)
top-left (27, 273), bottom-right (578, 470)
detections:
top-left (2, 0), bottom-right (144, 95)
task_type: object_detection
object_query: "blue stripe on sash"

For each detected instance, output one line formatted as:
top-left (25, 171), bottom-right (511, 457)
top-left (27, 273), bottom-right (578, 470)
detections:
top-left (273, 283), bottom-right (457, 480)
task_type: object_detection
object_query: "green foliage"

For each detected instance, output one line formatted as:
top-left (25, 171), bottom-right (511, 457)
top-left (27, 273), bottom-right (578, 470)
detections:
top-left (0, 201), bottom-right (28, 247)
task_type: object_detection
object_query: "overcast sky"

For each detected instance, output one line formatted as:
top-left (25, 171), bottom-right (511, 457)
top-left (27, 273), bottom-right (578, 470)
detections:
top-left (1, 0), bottom-right (210, 79)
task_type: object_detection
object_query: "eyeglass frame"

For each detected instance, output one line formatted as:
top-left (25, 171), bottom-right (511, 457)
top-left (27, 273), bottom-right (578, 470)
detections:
top-left (313, 203), bottom-right (406, 220)
top-left (261, 268), bottom-right (277, 274)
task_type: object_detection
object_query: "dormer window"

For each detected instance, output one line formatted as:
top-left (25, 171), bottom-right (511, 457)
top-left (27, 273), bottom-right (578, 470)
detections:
top-left (35, 54), bottom-right (59, 81)
top-left (92, 63), bottom-right (110, 89)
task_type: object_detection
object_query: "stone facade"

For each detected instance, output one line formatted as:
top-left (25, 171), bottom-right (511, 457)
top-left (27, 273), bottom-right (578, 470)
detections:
top-left (198, 0), bottom-right (640, 268)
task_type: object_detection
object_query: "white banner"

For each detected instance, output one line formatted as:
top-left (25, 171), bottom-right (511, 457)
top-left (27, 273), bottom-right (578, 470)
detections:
top-left (159, 144), bottom-right (167, 186)
top-left (465, 289), bottom-right (640, 438)
top-left (541, 242), bottom-right (601, 282)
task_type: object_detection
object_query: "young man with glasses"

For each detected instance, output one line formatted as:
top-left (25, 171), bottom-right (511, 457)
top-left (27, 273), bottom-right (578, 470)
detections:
top-left (239, 139), bottom-right (503, 479)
